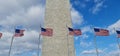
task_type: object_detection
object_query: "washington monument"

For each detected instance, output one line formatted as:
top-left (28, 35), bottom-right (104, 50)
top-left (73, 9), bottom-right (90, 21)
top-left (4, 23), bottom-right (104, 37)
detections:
top-left (42, 0), bottom-right (75, 56)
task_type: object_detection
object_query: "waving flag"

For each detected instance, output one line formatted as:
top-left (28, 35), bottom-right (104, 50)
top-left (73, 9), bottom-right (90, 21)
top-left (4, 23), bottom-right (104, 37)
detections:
top-left (41, 28), bottom-right (53, 36)
top-left (68, 27), bottom-right (82, 36)
top-left (94, 28), bottom-right (109, 36)
top-left (0, 33), bottom-right (2, 38)
top-left (14, 29), bottom-right (25, 37)
top-left (116, 30), bottom-right (120, 38)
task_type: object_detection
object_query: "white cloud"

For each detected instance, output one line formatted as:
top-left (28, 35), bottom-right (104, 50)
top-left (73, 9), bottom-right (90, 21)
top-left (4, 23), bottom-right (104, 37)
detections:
top-left (0, 5), bottom-right (44, 31)
top-left (105, 50), bottom-right (120, 56)
top-left (0, 0), bottom-right (44, 56)
top-left (90, 0), bottom-right (105, 14)
top-left (80, 41), bottom-right (92, 48)
top-left (81, 26), bottom-right (92, 33)
top-left (81, 48), bottom-right (120, 56)
top-left (72, 0), bottom-right (107, 14)
top-left (73, 0), bottom-right (86, 8)
top-left (71, 8), bottom-right (84, 26)
top-left (107, 19), bottom-right (120, 34)
top-left (0, 30), bottom-right (41, 56)
top-left (82, 34), bottom-right (89, 39)
top-left (108, 19), bottom-right (120, 29)
top-left (0, 0), bottom-right (42, 19)
top-left (81, 49), bottom-right (103, 54)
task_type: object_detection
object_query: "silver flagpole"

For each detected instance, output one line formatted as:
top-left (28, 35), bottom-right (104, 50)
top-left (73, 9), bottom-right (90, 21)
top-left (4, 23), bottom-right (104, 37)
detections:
top-left (8, 27), bottom-right (15, 56)
top-left (66, 25), bottom-right (70, 56)
top-left (114, 28), bottom-right (120, 56)
top-left (37, 25), bottom-right (42, 56)
top-left (8, 36), bottom-right (14, 56)
top-left (92, 27), bottom-right (99, 56)
top-left (94, 35), bottom-right (99, 56)
top-left (116, 37), bottom-right (120, 56)
top-left (37, 33), bottom-right (41, 56)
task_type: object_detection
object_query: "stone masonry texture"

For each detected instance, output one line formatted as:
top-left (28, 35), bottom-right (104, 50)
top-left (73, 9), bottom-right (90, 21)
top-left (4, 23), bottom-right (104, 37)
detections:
top-left (42, 0), bottom-right (75, 56)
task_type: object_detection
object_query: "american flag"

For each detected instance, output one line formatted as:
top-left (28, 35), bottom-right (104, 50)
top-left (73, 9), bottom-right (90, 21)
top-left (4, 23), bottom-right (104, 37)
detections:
top-left (41, 28), bottom-right (53, 36)
top-left (14, 29), bottom-right (25, 37)
top-left (116, 30), bottom-right (120, 38)
top-left (94, 28), bottom-right (109, 36)
top-left (68, 27), bottom-right (82, 36)
top-left (0, 33), bottom-right (2, 38)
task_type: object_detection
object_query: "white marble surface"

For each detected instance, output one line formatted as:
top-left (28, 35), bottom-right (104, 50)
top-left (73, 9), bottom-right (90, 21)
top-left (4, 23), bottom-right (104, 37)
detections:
top-left (42, 0), bottom-right (75, 56)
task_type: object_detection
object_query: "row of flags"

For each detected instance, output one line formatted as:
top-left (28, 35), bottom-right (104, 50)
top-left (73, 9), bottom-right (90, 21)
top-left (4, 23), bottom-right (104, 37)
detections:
top-left (41, 27), bottom-right (82, 36)
top-left (0, 27), bottom-right (120, 38)
top-left (41, 27), bottom-right (120, 37)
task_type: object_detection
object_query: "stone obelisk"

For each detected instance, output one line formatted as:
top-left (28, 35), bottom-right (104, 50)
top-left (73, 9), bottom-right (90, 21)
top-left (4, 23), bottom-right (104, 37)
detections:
top-left (42, 0), bottom-right (75, 56)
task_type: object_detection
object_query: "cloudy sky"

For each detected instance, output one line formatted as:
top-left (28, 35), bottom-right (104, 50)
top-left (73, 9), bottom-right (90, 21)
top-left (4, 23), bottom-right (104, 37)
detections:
top-left (0, 0), bottom-right (120, 56)
top-left (0, 0), bottom-right (45, 56)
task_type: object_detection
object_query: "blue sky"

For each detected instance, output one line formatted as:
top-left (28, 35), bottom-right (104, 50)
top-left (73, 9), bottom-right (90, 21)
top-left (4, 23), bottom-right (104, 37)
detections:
top-left (71, 0), bottom-right (120, 56)
top-left (0, 0), bottom-right (120, 56)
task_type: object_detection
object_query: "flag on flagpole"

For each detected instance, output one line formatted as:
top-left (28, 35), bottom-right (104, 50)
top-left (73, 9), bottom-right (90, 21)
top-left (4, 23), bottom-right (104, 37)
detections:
top-left (41, 28), bottom-right (53, 36)
top-left (0, 33), bottom-right (2, 38)
top-left (14, 29), bottom-right (25, 37)
top-left (68, 27), bottom-right (82, 36)
top-left (116, 30), bottom-right (120, 38)
top-left (94, 28), bottom-right (109, 36)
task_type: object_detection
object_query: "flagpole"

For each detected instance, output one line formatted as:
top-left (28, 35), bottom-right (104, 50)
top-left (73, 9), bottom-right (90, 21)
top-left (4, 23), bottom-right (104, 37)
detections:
top-left (114, 28), bottom-right (120, 56)
top-left (91, 26), bottom-right (99, 56)
top-left (37, 25), bottom-right (42, 56)
top-left (8, 35), bottom-right (14, 56)
top-left (8, 26), bottom-right (15, 56)
top-left (94, 35), bottom-right (99, 56)
top-left (66, 24), bottom-right (70, 56)
top-left (37, 33), bottom-right (41, 56)
top-left (116, 37), bottom-right (120, 56)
